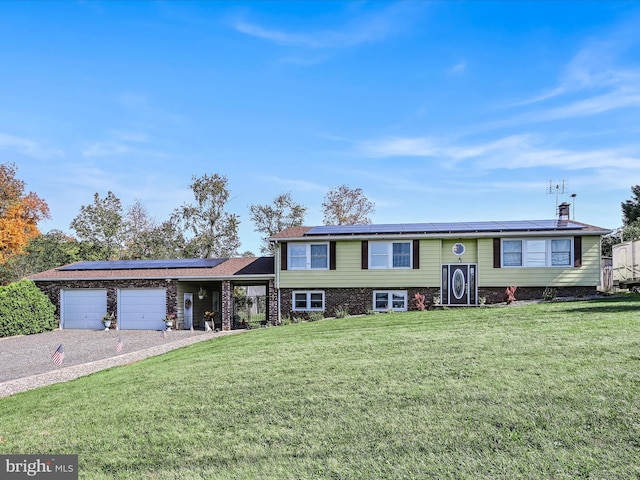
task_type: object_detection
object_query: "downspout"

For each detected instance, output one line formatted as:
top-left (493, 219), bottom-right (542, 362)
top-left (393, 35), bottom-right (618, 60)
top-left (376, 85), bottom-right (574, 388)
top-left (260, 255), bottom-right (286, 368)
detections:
top-left (274, 240), bottom-right (281, 324)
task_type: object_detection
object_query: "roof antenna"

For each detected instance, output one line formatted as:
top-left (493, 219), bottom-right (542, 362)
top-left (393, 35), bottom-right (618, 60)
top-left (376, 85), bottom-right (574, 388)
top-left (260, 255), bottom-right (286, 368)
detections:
top-left (547, 180), bottom-right (565, 216)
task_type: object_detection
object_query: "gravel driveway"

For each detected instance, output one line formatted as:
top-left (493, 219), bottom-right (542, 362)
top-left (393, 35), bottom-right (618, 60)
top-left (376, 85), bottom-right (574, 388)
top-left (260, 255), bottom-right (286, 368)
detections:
top-left (0, 329), bottom-right (241, 398)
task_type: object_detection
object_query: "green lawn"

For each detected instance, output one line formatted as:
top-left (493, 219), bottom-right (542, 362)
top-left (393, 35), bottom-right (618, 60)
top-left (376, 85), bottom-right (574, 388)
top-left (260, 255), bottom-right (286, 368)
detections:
top-left (1, 296), bottom-right (639, 479)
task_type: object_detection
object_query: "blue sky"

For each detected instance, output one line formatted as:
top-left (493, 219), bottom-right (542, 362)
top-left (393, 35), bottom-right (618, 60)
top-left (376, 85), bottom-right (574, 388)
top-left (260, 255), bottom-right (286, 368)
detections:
top-left (4, 1), bottom-right (639, 255)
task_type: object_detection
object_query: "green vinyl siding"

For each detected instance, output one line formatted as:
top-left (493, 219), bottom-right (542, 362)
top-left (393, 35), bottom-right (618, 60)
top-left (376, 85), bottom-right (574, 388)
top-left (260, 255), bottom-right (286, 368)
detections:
top-left (279, 239), bottom-right (441, 289)
top-left (478, 235), bottom-right (601, 287)
top-left (441, 239), bottom-right (477, 264)
top-left (279, 235), bottom-right (602, 289)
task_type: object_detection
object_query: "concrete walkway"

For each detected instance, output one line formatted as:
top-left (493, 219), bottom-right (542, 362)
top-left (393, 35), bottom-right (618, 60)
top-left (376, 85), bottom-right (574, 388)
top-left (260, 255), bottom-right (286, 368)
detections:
top-left (0, 329), bottom-right (241, 398)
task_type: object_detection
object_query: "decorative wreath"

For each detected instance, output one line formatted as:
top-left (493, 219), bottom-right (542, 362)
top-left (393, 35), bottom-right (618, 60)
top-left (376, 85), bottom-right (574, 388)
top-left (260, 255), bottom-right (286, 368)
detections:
top-left (184, 298), bottom-right (192, 309)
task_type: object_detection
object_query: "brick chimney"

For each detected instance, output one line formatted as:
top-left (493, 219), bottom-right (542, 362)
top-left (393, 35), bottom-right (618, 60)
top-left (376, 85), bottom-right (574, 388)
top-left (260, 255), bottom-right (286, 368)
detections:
top-left (558, 202), bottom-right (570, 221)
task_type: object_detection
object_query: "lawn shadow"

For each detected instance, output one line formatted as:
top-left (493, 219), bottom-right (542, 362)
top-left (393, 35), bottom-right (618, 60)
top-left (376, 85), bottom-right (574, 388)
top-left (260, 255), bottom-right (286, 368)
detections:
top-left (560, 295), bottom-right (640, 315)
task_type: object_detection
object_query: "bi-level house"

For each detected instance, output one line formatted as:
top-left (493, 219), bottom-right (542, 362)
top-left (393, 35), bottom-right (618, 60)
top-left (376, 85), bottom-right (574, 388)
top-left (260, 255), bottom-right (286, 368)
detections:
top-left (30, 203), bottom-right (609, 330)
top-left (270, 203), bottom-right (610, 319)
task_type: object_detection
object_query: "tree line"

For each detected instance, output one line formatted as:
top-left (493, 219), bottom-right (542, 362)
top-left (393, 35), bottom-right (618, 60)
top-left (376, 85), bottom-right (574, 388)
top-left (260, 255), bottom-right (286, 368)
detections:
top-left (7, 159), bottom-right (636, 282)
top-left (0, 163), bottom-right (375, 283)
top-left (602, 185), bottom-right (640, 257)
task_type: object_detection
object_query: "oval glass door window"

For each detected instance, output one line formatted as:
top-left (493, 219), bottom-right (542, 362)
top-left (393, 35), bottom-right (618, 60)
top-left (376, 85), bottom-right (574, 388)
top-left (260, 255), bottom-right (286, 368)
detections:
top-left (452, 268), bottom-right (466, 299)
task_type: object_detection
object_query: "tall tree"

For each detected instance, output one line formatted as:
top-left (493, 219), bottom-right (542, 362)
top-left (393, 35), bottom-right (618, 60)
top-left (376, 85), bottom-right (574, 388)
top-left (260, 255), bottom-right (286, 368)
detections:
top-left (9, 230), bottom-right (80, 278)
top-left (322, 184), bottom-right (375, 225)
top-left (622, 185), bottom-right (640, 226)
top-left (70, 191), bottom-right (125, 260)
top-left (121, 199), bottom-right (158, 260)
top-left (176, 173), bottom-right (240, 258)
top-left (137, 217), bottom-right (188, 260)
top-left (249, 192), bottom-right (307, 254)
top-left (0, 162), bottom-right (50, 266)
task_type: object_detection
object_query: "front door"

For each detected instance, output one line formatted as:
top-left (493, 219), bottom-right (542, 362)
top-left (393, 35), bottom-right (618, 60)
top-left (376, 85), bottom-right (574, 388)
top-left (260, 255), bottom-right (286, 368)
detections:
top-left (184, 293), bottom-right (193, 329)
top-left (441, 264), bottom-right (477, 306)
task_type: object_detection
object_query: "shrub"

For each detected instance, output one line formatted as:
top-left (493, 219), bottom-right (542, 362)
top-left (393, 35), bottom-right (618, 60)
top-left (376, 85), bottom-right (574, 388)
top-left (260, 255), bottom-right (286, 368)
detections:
top-left (308, 312), bottom-right (324, 322)
top-left (0, 279), bottom-right (57, 338)
top-left (334, 305), bottom-right (349, 318)
top-left (543, 287), bottom-right (557, 301)
top-left (413, 292), bottom-right (426, 311)
top-left (504, 286), bottom-right (517, 304)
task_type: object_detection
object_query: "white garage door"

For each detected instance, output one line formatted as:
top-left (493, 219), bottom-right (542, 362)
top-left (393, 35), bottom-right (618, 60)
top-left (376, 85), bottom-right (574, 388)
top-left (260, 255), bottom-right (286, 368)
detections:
top-left (118, 288), bottom-right (167, 330)
top-left (62, 289), bottom-right (107, 329)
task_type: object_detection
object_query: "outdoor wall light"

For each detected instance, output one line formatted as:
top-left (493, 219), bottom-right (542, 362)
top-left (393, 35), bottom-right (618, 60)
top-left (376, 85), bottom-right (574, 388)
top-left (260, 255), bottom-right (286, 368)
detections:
top-left (198, 287), bottom-right (207, 300)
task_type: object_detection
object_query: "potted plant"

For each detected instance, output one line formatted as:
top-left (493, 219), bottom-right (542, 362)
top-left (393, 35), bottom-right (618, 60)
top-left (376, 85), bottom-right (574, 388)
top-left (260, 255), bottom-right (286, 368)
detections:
top-left (102, 312), bottom-right (114, 331)
top-left (164, 313), bottom-right (176, 331)
top-left (204, 311), bottom-right (216, 331)
top-left (478, 296), bottom-right (487, 306)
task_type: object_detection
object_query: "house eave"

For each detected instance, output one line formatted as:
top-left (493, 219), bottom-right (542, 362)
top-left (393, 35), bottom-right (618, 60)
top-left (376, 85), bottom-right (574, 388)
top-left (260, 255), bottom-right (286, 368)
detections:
top-left (271, 229), bottom-right (610, 243)
top-left (31, 274), bottom-right (275, 282)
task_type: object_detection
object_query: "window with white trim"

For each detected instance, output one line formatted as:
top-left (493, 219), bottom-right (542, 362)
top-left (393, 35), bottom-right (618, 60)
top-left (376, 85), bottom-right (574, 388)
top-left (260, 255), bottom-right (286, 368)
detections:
top-left (288, 243), bottom-right (328, 270)
top-left (292, 291), bottom-right (325, 311)
top-left (373, 290), bottom-right (408, 312)
top-left (369, 241), bottom-right (412, 269)
top-left (502, 238), bottom-right (573, 267)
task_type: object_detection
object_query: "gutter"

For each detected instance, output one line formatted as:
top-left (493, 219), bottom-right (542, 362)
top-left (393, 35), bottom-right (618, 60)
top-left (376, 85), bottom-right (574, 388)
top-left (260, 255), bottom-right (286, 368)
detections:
top-left (270, 229), bottom-right (611, 243)
top-left (31, 274), bottom-right (276, 282)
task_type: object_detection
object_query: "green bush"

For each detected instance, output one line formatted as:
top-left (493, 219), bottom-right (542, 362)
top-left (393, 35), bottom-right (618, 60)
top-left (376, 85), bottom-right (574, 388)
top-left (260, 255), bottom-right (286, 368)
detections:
top-left (0, 279), bottom-right (57, 337)
top-left (308, 311), bottom-right (324, 322)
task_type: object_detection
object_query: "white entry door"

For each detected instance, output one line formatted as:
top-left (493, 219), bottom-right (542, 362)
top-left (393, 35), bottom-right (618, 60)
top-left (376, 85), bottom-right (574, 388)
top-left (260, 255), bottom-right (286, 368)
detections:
top-left (183, 293), bottom-right (193, 329)
top-left (61, 289), bottom-right (107, 329)
top-left (118, 288), bottom-right (167, 330)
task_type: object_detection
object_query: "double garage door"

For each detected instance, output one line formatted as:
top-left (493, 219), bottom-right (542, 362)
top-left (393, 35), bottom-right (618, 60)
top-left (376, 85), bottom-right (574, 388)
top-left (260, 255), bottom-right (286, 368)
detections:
top-left (61, 288), bottom-right (167, 330)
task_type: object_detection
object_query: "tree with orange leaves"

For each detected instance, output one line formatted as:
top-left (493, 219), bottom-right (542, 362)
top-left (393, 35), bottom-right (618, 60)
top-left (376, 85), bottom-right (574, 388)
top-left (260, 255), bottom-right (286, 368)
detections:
top-left (0, 163), bottom-right (50, 266)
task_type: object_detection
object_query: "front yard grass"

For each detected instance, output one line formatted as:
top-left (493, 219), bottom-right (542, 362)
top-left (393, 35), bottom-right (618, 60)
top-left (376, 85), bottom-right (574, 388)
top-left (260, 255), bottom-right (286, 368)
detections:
top-left (1, 296), bottom-right (639, 479)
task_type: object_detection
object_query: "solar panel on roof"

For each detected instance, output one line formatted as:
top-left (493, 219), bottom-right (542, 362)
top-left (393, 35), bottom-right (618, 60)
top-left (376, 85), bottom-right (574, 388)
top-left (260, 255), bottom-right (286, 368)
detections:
top-left (58, 258), bottom-right (227, 271)
top-left (303, 219), bottom-right (586, 237)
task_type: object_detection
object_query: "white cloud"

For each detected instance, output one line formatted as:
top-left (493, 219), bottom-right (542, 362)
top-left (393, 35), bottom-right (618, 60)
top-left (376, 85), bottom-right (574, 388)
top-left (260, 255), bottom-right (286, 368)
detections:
top-left (0, 132), bottom-right (63, 159)
top-left (233, 2), bottom-right (421, 50)
top-left (356, 134), bottom-right (534, 163)
top-left (82, 131), bottom-right (165, 158)
top-left (530, 89), bottom-right (640, 121)
top-left (509, 27), bottom-right (640, 119)
top-left (82, 142), bottom-right (132, 158)
top-left (355, 133), bottom-right (640, 172)
top-left (260, 175), bottom-right (327, 193)
top-left (358, 137), bottom-right (440, 158)
top-left (448, 61), bottom-right (466, 76)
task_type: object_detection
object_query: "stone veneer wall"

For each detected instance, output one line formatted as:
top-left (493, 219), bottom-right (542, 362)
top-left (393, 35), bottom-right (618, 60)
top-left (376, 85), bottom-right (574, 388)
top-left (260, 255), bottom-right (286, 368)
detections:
top-left (34, 279), bottom-right (178, 328)
top-left (221, 280), bottom-right (232, 331)
top-left (279, 287), bottom-right (440, 320)
top-left (279, 285), bottom-right (599, 319)
top-left (478, 286), bottom-right (598, 304)
top-left (267, 278), bottom-right (278, 325)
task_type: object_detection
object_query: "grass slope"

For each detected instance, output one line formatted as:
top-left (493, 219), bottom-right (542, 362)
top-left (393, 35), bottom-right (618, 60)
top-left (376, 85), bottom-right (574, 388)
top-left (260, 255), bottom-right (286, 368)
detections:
top-left (1, 297), bottom-right (639, 479)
